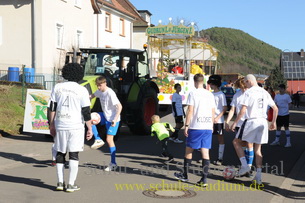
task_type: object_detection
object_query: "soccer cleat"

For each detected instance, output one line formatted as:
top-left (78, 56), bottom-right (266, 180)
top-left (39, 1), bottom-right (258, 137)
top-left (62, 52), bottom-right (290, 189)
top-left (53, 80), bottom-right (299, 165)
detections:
top-left (174, 172), bottom-right (188, 182)
top-left (168, 137), bottom-right (175, 141)
top-left (213, 159), bottom-right (223, 166)
top-left (56, 182), bottom-right (65, 191)
top-left (66, 184), bottom-right (80, 192)
top-left (173, 138), bottom-right (183, 143)
top-left (195, 179), bottom-right (208, 187)
top-left (284, 143), bottom-right (292, 148)
top-left (91, 140), bottom-right (105, 149)
top-left (164, 157), bottom-right (174, 164)
top-left (237, 165), bottom-right (251, 177)
top-left (270, 140), bottom-right (280, 146)
top-left (104, 163), bottom-right (118, 171)
top-left (161, 152), bottom-right (167, 157)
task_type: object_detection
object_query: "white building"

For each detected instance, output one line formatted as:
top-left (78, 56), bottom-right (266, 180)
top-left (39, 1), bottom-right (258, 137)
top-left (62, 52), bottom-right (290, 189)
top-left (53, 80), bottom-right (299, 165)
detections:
top-left (0, 0), bottom-right (150, 81)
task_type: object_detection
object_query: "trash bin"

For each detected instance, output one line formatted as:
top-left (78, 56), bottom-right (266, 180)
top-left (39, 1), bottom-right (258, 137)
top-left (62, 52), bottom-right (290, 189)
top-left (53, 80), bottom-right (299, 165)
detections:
top-left (8, 67), bottom-right (20, 82)
top-left (24, 67), bottom-right (35, 83)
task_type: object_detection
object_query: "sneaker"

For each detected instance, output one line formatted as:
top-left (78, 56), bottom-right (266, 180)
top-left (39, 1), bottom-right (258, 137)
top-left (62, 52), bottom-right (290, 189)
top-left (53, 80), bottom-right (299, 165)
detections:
top-left (66, 184), bottom-right (80, 192)
top-left (104, 163), bottom-right (118, 171)
top-left (270, 140), bottom-right (280, 146)
top-left (56, 182), bottom-right (65, 191)
top-left (173, 138), bottom-right (183, 144)
top-left (165, 157), bottom-right (174, 164)
top-left (168, 137), bottom-right (175, 141)
top-left (213, 159), bottom-right (223, 166)
top-left (237, 165), bottom-right (251, 176)
top-left (91, 140), bottom-right (105, 149)
top-left (252, 176), bottom-right (262, 185)
top-left (195, 179), bottom-right (208, 187)
top-left (174, 172), bottom-right (188, 182)
top-left (284, 143), bottom-right (292, 148)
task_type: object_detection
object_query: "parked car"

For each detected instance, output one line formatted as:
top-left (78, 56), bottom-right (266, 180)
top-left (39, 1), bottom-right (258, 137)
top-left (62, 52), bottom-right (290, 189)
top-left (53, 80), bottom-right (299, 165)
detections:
top-left (221, 86), bottom-right (235, 111)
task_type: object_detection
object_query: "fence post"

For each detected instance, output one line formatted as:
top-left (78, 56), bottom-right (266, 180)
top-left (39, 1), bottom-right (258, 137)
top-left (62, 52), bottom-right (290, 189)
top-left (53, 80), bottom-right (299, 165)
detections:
top-left (21, 65), bottom-right (26, 105)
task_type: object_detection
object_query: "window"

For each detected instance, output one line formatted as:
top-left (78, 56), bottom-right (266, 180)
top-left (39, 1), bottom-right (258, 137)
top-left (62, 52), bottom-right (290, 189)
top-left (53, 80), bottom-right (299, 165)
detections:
top-left (56, 23), bottom-right (64, 48)
top-left (105, 13), bottom-right (111, 32)
top-left (76, 30), bottom-right (83, 48)
top-left (119, 18), bottom-right (125, 36)
top-left (75, 0), bottom-right (81, 8)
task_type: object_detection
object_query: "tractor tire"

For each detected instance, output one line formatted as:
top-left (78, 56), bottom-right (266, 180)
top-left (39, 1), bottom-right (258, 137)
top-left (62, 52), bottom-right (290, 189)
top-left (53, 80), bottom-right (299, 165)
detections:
top-left (129, 88), bottom-right (159, 135)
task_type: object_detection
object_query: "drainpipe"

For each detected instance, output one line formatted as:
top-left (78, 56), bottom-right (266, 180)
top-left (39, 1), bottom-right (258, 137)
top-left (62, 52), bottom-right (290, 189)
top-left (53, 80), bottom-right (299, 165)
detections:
top-left (32, 0), bottom-right (36, 75)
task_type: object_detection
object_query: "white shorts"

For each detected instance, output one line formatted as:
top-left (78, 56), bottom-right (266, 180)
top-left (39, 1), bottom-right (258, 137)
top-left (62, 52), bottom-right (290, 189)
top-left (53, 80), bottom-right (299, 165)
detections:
top-left (54, 129), bottom-right (85, 153)
top-left (236, 118), bottom-right (268, 144)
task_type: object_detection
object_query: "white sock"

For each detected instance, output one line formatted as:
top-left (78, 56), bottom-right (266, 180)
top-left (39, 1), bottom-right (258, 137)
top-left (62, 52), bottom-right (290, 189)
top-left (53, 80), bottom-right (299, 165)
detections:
top-left (256, 168), bottom-right (262, 179)
top-left (51, 144), bottom-right (57, 161)
top-left (218, 144), bottom-right (225, 160)
top-left (56, 163), bottom-right (64, 183)
top-left (69, 160), bottom-right (79, 185)
top-left (239, 157), bottom-right (248, 168)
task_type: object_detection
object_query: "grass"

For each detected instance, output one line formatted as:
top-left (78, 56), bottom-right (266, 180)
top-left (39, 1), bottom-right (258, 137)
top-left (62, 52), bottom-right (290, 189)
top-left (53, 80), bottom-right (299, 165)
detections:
top-left (0, 84), bottom-right (25, 135)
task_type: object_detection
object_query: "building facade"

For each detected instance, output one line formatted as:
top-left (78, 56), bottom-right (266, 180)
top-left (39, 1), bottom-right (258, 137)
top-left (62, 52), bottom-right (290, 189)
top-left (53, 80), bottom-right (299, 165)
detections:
top-left (281, 49), bottom-right (305, 94)
top-left (0, 0), bottom-right (149, 81)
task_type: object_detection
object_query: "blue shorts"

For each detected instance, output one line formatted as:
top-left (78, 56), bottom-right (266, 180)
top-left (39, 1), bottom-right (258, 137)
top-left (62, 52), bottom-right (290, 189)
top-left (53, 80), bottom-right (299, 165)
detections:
top-left (98, 112), bottom-right (119, 136)
top-left (186, 129), bottom-right (213, 149)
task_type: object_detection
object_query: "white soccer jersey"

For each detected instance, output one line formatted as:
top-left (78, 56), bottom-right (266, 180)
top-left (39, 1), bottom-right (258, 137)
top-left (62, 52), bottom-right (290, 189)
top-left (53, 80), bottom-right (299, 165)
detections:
top-left (186, 88), bottom-right (215, 130)
top-left (50, 81), bottom-right (91, 130)
top-left (241, 86), bottom-right (275, 119)
top-left (230, 90), bottom-right (246, 127)
top-left (274, 93), bottom-right (292, 116)
top-left (172, 92), bottom-right (183, 116)
top-left (94, 88), bottom-right (121, 122)
top-left (212, 91), bottom-right (227, 123)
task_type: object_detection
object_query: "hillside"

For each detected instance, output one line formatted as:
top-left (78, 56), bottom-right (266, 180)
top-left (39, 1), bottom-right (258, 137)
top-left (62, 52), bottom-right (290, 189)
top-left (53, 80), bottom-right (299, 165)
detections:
top-left (200, 27), bottom-right (282, 75)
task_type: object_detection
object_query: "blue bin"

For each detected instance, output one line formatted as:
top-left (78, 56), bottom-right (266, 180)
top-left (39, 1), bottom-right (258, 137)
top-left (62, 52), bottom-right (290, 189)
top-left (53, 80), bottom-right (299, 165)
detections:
top-left (8, 67), bottom-right (20, 82)
top-left (24, 67), bottom-right (35, 83)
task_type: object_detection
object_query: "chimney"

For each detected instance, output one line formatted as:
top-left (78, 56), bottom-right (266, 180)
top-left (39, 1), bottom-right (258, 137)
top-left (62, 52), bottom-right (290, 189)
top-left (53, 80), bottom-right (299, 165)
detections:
top-left (301, 49), bottom-right (304, 57)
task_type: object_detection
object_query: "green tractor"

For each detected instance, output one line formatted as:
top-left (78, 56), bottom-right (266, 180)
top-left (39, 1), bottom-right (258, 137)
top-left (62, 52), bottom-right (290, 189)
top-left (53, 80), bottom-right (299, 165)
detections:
top-left (66, 47), bottom-right (159, 135)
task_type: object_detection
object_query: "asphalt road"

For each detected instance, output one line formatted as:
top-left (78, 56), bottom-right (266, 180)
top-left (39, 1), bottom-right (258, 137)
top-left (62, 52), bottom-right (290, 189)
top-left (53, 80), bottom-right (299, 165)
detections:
top-left (0, 106), bottom-right (304, 203)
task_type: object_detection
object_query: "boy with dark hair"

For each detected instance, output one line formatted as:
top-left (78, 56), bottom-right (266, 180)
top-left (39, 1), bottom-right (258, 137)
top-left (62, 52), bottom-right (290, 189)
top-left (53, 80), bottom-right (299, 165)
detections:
top-left (170, 83), bottom-right (185, 143)
top-left (48, 63), bottom-right (93, 192)
top-left (270, 84), bottom-right (292, 147)
top-left (207, 75), bottom-right (227, 165)
top-left (174, 73), bottom-right (215, 187)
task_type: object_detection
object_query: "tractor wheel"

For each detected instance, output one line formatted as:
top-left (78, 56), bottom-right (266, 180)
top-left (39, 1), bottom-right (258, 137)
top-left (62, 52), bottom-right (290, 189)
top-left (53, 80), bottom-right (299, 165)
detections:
top-left (129, 88), bottom-right (159, 135)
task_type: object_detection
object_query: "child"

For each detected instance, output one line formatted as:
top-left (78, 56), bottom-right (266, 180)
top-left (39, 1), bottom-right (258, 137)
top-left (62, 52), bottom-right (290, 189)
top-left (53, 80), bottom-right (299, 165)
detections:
top-left (170, 83), bottom-right (185, 143)
top-left (91, 76), bottom-right (122, 171)
top-left (270, 84), bottom-right (292, 147)
top-left (207, 75), bottom-right (227, 165)
top-left (151, 115), bottom-right (175, 164)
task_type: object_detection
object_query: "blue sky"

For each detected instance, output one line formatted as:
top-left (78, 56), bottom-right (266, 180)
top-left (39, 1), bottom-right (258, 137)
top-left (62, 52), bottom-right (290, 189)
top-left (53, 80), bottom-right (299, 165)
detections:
top-left (130, 0), bottom-right (305, 52)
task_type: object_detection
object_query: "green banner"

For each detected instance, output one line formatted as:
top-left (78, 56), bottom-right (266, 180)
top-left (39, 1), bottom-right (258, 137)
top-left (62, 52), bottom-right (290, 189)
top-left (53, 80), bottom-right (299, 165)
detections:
top-left (146, 24), bottom-right (195, 36)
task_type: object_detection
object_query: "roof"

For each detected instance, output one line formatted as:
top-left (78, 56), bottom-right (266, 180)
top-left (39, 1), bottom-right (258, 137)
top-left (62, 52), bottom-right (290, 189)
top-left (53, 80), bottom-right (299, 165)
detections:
top-left (96, 0), bottom-right (148, 25)
top-left (282, 50), bottom-right (305, 61)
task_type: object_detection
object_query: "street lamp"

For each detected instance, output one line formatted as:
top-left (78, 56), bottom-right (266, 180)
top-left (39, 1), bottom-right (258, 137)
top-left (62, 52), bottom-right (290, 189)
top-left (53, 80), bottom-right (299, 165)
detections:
top-left (282, 49), bottom-right (294, 94)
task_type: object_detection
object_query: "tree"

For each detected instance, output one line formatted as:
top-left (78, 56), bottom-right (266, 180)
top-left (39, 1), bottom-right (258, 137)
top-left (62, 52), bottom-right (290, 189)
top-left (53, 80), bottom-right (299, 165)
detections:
top-left (265, 66), bottom-right (286, 90)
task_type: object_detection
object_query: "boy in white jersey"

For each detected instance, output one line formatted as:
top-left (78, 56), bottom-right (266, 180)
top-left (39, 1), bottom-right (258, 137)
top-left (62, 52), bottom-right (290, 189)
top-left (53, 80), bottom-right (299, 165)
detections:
top-left (170, 83), bottom-right (185, 143)
top-left (174, 74), bottom-right (215, 187)
top-left (230, 74), bottom-right (278, 184)
top-left (225, 77), bottom-right (254, 176)
top-left (270, 84), bottom-right (292, 147)
top-left (48, 63), bottom-right (93, 192)
top-left (207, 75), bottom-right (227, 165)
top-left (91, 76), bottom-right (122, 171)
